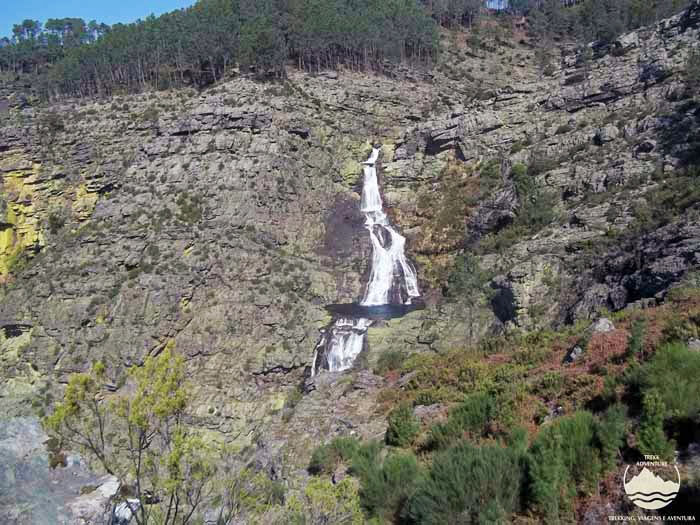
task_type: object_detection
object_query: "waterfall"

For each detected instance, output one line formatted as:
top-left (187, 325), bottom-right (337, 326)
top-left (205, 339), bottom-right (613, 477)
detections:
top-left (311, 318), bottom-right (372, 373)
top-left (313, 147), bottom-right (420, 375)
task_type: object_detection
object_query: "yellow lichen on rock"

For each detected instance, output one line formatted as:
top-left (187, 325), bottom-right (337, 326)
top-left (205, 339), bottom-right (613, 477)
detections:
top-left (0, 156), bottom-right (46, 276)
top-left (0, 206), bottom-right (45, 275)
top-left (381, 142), bottom-right (395, 162)
top-left (340, 159), bottom-right (362, 185)
top-left (180, 296), bottom-right (191, 312)
top-left (339, 139), bottom-right (374, 185)
top-left (72, 183), bottom-right (98, 221)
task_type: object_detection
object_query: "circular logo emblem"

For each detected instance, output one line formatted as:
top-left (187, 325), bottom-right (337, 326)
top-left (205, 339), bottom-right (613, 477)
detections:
top-left (623, 462), bottom-right (680, 510)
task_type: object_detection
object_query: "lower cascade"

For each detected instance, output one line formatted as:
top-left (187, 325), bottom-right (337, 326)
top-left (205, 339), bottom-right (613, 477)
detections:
top-left (312, 147), bottom-right (421, 375)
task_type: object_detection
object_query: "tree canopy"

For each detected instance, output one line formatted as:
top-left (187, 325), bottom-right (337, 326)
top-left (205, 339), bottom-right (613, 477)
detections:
top-left (0, 0), bottom-right (692, 98)
top-left (0, 0), bottom-right (439, 97)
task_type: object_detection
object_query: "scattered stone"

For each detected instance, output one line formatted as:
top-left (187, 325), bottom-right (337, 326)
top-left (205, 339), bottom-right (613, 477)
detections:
top-left (396, 371), bottom-right (418, 387)
top-left (591, 317), bottom-right (615, 334)
top-left (113, 499), bottom-right (140, 525)
top-left (332, 465), bottom-right (347, 484)
top-left (688, 338), bottom-right (700, 351)
top-left (564, 345), bottom-right (584, 363)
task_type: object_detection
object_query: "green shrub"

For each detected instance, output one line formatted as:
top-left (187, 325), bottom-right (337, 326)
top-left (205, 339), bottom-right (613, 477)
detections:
top-left (527, 153), bottom-right (559, 176)
top-left (430, 393), bottom-right (497, 449)
top-left (626, 318), bottom-right (646, 358)
top-left (446, 253), bottom-right (492, 300)
top-left (40, 111), bottom-right (65, 135)
top-left (596, 404), bottom-right (627, 470)
top-left (47, 211), bottom-right (66, 234)
top-left (636, 342), bottom-right (700, 420)
top-left (662, 314), bottom-right (700, 343)
top-left (175, 192), bottom-right (203, 223)
top-left (527, 411), bottom-right (601, 521)
top-left (535, 371), bottom-right (565, 399)
top-left (374, 350), bottom-right (407, 375)
top-left (288, 478), bottom-right (364, 525)
top-left (513, 192), bottom-right (556, 234)
top-left (638, 390), bottom-right (675, 460)
top-left (308, 436), bottom-right (361, 475)
top-left (407, 442), bottom-right (524, 525)
top-left (511, 162), bottom-right (527, 179)
top-left (480, 159), bottom-right (501, 183)
top-left (510, 162), bottom-right (558, 231)
top-left (352, 448), bottom-right (421, 520)
top-left (512, 163), bottom-right (534, 199)
top-left (386, 404), bottom-right (420, 447)
top-left (309, 438), bottom-right (422, 521)
top-left (140, 106), bottom-right (160, 125)
top-left (629, 175), bottom-right (700, 233)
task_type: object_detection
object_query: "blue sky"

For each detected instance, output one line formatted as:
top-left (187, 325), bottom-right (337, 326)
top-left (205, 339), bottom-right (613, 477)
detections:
top-left (1, 0), bottom-right (195, 39)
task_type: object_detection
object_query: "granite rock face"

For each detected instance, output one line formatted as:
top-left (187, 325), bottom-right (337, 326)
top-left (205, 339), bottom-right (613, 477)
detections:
top-left (1, 3), bottom-right (700, 510)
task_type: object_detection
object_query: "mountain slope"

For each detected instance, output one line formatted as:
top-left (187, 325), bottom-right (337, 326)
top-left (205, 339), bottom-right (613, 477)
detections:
top-left (1, 2), bottom-right (700, 522)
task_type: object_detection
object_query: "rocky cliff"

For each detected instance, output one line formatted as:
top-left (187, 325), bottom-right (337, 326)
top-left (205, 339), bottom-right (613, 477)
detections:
top-left (1, 2), bottom-right (700, 522)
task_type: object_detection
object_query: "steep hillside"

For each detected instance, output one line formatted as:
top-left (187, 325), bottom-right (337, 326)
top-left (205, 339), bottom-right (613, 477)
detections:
top-left (1, 2), bottom-right (700, 523)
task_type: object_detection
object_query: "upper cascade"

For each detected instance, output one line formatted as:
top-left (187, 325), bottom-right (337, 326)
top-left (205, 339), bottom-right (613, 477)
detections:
top-left (359, 148), bottom-right (421, 306)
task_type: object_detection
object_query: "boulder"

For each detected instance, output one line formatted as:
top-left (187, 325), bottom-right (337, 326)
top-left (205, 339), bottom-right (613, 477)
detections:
top-left (67, 475), bottom-right (120, 524)
top-left (564, 345), bottom-right (584, 363)
top-left (613, 31), bottom-right (639, 55)
top-left (594, 124), bottom-right (620, 145)
top-left (590, 317), bottom-right (615, 333)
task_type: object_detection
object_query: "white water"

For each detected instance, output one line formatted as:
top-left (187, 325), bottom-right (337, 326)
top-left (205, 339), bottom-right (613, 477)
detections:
top-left (360, 148), bottom-right (421, 306)
top-left (313, 147), bottom-right (421, 374)
top-left (312, 318), bottom-right (372, 373)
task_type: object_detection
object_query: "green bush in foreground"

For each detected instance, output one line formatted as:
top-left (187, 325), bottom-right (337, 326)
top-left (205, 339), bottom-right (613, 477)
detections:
top-left (407, 442), bottom-right (524, 525)
top-left (44, 350), bottom-right (226, 525)
top-left (386, 404), bottom-right (420, 447)
top-left (429, 392), bottom-right (497, 449)
top-left (354, 448), bottom-right (422, 521)
top-left (637, 342), bottom-right (700, 420)
top-left (527, 409), bottom-right (625, 522)
top-left (638, 390), bottom-right (675, 461)
top-left (596, 403), bottom-right (628, 470)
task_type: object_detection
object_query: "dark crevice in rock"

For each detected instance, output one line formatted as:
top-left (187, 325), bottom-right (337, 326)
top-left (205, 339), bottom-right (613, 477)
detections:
top-left (424, 136), bottom-right (454, 156)
top-left (287, 127), bottom-right (310, 139)
top-left (2, 324), bottom-right (32, 338)
top-left (490, 280), bottom-right (517, 324)
top-left (455, 143), bottom-right (467, 162)
top-left (477, 124), bottom-right (503, 134)
top-left (252, 363), bottom-right (306, 376)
